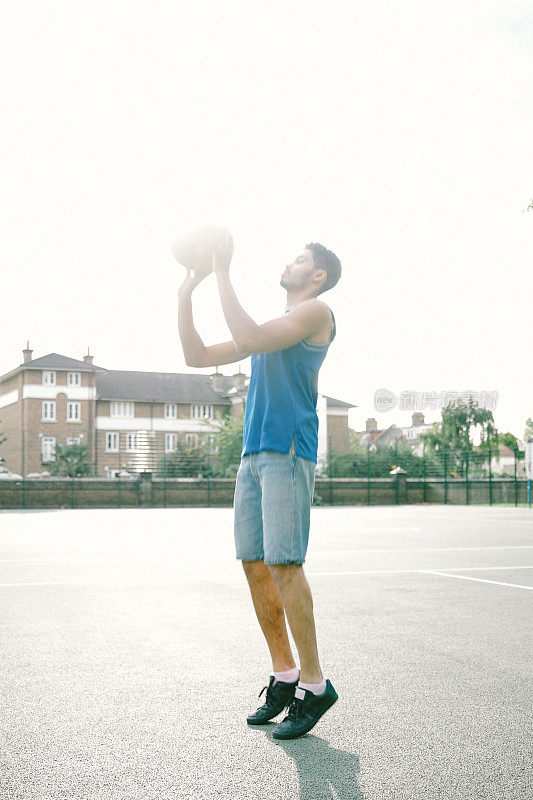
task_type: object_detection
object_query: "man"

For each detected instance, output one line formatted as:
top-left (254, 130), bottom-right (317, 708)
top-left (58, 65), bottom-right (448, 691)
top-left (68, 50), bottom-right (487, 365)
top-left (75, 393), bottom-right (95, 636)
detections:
top-left (178, 230), bottom-right (341, 739)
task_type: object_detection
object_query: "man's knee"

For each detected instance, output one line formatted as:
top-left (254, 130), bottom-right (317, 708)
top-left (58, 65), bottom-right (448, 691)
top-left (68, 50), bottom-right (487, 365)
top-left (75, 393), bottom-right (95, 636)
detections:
top-left (268, 563), bottom-right (302, 586)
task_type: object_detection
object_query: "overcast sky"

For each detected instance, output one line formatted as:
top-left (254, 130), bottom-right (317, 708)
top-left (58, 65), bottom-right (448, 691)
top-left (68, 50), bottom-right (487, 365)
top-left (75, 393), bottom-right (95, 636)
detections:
top-left (1, 1), bottom-right (532, 439)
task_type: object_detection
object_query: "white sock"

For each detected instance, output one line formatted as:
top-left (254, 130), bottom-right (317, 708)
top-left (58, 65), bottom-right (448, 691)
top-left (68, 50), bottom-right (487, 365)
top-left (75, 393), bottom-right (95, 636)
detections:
top-left (272, 666), bottom-right (300, 684)
top-left (297, 678), bottom-right (327, 696)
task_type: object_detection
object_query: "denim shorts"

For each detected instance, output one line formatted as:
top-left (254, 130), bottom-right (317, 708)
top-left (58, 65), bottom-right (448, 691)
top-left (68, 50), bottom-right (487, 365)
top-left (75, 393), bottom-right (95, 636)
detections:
top-left (233, 438), bottom-right (317, 565)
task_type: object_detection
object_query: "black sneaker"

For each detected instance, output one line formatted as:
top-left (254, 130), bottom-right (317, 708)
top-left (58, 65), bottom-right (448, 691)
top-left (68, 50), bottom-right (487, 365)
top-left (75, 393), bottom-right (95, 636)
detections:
top-left (247, 676), bottom-right (299, 725)
top-left (272, 680), bottom-right (338, 739)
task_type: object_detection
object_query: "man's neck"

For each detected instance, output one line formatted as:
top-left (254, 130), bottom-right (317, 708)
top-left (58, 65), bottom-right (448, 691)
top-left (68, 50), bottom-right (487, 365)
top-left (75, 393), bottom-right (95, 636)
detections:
top-left (285, 289), bottom-right (316, 311)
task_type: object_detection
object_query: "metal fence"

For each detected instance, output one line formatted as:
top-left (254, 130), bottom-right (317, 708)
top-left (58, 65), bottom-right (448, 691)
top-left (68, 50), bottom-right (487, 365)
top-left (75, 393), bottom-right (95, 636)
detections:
top-left (0, 438), bottom-right (529, 509)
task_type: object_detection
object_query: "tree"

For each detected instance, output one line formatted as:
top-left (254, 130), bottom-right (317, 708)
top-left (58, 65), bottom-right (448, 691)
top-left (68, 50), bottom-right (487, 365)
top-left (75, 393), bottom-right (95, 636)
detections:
top-left (420, 398), bottom-right (498, 477)
top-left (421, 398), bottom-right (497, 452)
top-left (499, 432), bottom-right (520, 451)
top-left (156, 443), bottom-right (209, 478)
top-left (0, 420), bottom-right (5, 448)
top-left (524, 417), bottom-right (533, 440)
top-left (211, 410), bottom-right (244, 477)
top-left (48, 443), bottom-right (93, 477)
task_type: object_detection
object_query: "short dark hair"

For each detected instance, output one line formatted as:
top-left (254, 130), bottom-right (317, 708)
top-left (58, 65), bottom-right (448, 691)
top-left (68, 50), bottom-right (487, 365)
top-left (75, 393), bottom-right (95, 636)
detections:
top-left (305, 242), bottom-right (342, 295)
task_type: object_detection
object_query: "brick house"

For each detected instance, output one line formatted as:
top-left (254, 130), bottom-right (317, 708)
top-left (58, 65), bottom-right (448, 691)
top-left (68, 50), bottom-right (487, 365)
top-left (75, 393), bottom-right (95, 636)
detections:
top-left (0, 345), bottom-right (355, 478)
top-left (357, 412), bottom-right (434, 454)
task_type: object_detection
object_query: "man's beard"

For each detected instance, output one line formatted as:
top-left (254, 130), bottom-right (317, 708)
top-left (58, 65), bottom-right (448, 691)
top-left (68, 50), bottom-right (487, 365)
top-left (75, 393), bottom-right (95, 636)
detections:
top-left (279, 277), bottom-right (289, 289)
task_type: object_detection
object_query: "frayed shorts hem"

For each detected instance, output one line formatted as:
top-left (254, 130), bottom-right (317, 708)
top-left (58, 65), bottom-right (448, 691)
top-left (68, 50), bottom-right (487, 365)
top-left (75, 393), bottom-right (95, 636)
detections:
top-left (236, 555), bottom-right (305, 565)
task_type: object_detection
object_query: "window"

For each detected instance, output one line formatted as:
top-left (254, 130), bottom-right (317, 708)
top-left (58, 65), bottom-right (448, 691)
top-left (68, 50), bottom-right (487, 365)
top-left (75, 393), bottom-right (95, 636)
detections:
top-left (208, 434), bottom-right (219, 454)
top-left (191, 404), bottom-right (213, 419)
top-left (165, 403), bottom-right (177, 419)
top-left (110, 401), bottom-right (134, 417)
top-left (165, 433), bottom-right (178, 453)
top-left (67, 402), bottom-right (81, 422)
top-left (66, 437), bottom-right (81, 446)
top-left (67, 372), bottom-right (81, 386)
top-left (185, 433), bottom-right (199, 448)
top-left (42, 401), bottom-right (56, 421)
top-left (42, 371), bottom-right (56, 386)
top-left (106, 433), bottom-right (119, 452)
top-left (42, 437), bottom-right (56, 462)
top-left (126, 433), bottom-right (138, 451)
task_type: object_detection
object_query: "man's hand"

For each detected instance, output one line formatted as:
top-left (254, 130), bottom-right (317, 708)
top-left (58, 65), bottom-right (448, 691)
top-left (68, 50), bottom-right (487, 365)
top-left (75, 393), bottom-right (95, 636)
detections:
top-left (178, 267), bottom-right (208, 296)
top-left (212, 227), bottom-right (234, 276)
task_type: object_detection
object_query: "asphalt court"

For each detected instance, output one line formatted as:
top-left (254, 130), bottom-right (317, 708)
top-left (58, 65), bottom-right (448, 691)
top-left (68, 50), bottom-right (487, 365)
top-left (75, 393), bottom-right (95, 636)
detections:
top-left (1, 505), bottom-right (532, 800)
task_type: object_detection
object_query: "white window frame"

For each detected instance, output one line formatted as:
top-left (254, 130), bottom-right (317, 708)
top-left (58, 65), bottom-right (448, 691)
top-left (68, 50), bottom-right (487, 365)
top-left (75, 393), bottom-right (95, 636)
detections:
top-left (126, 433), bottom-right (138, 452)
top-left (164, 403), bottom-right (177, 419)
top-left (105, 432), bottom-right (119, 452)
top-left (110, 401), bottom-right (134, 418)
top-left (165, 433), bottom-right (178, 453)
top-left (66, 436), bottom-right (81, 446)
top-left (67, 372), bottom-right (81, 387)
top-left (42, 371), bottom-right (56, 386)
top-left (185, 433), bottom-right (199, 448)
top-left (42, 437), bottom-right (56, 462)
top-left (67, 401), bottom-right (81, 422)
top-left (191, 404), bottom-right (213, 419)
top-left (208, 433), bottom-right (219, 454)
top-left (42, 401), bottom-right (56, 421)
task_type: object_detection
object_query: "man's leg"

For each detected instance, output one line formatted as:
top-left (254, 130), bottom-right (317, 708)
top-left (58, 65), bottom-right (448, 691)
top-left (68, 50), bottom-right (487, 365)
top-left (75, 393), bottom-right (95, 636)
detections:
top-left (268, 564), bottom-right (323, 684)
top-left (242, 559), bottom-right (297, 672)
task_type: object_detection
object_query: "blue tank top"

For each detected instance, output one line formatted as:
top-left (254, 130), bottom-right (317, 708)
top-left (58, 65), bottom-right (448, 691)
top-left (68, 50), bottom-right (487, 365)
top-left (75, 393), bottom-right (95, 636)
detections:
top-left (241, 304), bottom-right (336, 463)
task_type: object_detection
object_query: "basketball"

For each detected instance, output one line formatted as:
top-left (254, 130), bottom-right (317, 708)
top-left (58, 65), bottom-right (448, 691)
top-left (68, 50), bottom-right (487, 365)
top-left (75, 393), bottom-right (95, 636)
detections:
top-left (171, 224), bottom-right (224, 277)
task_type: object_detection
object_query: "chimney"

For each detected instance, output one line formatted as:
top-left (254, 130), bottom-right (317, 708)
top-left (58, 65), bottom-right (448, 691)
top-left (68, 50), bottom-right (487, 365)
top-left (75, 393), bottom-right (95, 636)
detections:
top-left (83, 348), bottom-right (93, 365)
top-left (210, 368), bottom-right (224, 392)
top-left (412, 412), bottom-right (425, 427)
top-left (230, 365), bottom-right (246, 389)
top-left (23, 341), bottom-right (33, 363)
top-left (366, 417), bottom-right (377, 432)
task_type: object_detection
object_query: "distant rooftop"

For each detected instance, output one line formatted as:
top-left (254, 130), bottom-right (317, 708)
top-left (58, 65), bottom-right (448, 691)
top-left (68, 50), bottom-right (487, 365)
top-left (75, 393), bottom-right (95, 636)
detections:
top-left (19, 353), bottom-right (106, 371)
top-left (96, 370), bottom-right (234, 405)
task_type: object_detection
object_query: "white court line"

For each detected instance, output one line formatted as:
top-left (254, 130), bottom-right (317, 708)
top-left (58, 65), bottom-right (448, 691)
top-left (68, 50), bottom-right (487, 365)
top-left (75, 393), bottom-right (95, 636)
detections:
top-left (0, 557), bottom-right (107, 563)
top-left (424, 571), bottom-right (533, 591)
top-left (376, 527), bottom-right (421, 531)
top-left (312, 546), bottom-right (533, 555)
top-left (1, 566), bottom-right (532, 589)
top-left (307, 565), bottom-right (533, 576)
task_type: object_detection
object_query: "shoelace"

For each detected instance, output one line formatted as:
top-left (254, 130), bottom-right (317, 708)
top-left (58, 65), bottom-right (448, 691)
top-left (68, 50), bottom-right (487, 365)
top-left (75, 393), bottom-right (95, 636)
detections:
top-left (285, 696), bottom-right (304, 719)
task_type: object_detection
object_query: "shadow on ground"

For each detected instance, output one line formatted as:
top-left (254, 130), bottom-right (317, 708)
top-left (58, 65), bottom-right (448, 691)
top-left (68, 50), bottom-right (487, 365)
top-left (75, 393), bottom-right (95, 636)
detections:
top-left (258, 726), bottom-right (364, 800)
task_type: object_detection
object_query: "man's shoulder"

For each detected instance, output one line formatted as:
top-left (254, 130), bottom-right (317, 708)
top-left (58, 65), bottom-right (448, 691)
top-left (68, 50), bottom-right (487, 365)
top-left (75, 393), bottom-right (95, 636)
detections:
top-left (290, 298), bottom-right (332, 320)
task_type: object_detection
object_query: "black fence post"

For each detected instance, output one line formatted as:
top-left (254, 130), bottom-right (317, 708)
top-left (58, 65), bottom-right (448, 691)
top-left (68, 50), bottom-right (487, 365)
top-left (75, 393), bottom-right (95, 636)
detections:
top-left (465, 451), bottom-right (469, 505)
top-left (117, 450), bottom-right (121, 509)
top-left (488, 448), bottom-right (492, 505)
top-left (328, 435), bottom-right (333, 505)
top-left (206, 446), bottom-right (210, 508)
top-left (163, 450), bottom-right (167, 508)
top-left (71, 475), bottom-right (75, 509)
top-left (422, 447), bottom-right (427, 503)
top-left (514, 448), bottom-right (518, 507)
top-left (366, 440), bottom-right (370, 505)
top-left (444, 452), bottom-right (448, 505)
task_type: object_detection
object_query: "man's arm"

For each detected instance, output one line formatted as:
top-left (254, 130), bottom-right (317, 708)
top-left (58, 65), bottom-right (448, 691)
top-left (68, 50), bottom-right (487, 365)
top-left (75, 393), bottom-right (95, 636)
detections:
top-left (216, 272), bottom-right (331, 353)
top-left (178, 274), bottom-right (250, 368)
top-left (212, 232), bottom-right (331, 353)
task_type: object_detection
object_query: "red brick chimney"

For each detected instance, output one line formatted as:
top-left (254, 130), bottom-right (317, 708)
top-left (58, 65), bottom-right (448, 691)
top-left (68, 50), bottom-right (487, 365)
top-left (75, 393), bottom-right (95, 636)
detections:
top-left (23, 341), bottom-right (33, 363)
top-left (412, 412), bottom-right (425, 427)
top-left (366, 417), bottom-right (377, 432)
top-left (83, 348), bottom-right (93, 365)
